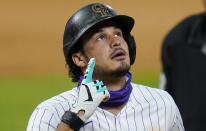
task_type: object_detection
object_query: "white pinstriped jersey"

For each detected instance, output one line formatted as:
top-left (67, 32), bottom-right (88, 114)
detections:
top-left (26, 83), bottom-right (184, 131)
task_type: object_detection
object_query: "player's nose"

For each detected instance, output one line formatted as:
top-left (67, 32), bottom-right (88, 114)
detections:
top-left (109, 36), bottom-right (121, 48)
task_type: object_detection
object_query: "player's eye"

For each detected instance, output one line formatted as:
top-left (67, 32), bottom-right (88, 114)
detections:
top-left (114, 32), bottom-right (122, 38)
top-left (97, 35), bottom-right (104, 41)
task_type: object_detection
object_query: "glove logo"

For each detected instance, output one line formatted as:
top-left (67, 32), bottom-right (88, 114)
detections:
top-left (83, 84), bottom-right (93, 102)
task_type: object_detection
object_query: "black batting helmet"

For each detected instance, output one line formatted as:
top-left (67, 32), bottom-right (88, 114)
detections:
top-left (63, 3), bottom-right (136, 82)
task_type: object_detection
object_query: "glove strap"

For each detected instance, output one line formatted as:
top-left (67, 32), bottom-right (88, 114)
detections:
top-left (61, 111), bottom-right (84, 131)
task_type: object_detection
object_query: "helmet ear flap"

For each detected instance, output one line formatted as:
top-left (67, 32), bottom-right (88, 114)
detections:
top-left (124, 34), bottom-right (136, 65)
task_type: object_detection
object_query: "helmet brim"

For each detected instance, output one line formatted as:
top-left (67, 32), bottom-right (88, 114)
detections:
top-left (63, 15), bottom-right (134, 49)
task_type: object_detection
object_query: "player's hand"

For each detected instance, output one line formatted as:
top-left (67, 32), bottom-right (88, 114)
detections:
top-left (70, 58), bottom-right (110, 122)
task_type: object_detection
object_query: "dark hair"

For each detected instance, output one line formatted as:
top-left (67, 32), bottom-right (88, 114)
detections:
top-left (65, 40), bottom-right (84, 82)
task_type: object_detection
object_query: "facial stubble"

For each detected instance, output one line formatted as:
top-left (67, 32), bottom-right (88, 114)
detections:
top-left (93, 61), bottom-right (131, 79)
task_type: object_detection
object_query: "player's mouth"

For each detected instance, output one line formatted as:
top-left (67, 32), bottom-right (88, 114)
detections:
top-left (110, 48), bottom-right (126, 60)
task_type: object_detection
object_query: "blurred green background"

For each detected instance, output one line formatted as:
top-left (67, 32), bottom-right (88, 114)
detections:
top-left (0, 0), bottom-right (204, 130)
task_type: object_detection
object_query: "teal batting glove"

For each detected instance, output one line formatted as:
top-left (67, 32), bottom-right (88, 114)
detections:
top-left (70, 58), bottom-right (110, 122)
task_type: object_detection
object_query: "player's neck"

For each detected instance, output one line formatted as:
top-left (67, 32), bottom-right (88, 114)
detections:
top-left (101, 76), bottom-right (126, 91)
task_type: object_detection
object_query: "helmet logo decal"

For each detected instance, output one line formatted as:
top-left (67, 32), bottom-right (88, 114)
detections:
top-left (92, 4), bottom-right (111, 17)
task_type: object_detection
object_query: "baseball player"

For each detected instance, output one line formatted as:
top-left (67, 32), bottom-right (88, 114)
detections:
top-left (26, 3), bottom-right (184, 131)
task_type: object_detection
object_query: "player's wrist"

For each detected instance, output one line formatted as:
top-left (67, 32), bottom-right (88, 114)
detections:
top-left (61, 110), bottom-right (84, 131)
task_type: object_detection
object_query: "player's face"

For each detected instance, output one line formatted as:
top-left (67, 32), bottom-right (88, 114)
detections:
top-left (81, 24), bottom-right (131, 78)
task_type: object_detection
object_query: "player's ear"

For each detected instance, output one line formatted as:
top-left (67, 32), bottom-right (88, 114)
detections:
top-left (72, 52), bottom-right (87, 68)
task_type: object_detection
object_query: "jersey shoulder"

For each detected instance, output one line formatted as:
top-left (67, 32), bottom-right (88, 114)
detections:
top-left (30, 87), bottom-right (79, 121)
top-left (37, 87), bottom-right (78, 110)
top-left (26, 87), bottom-right (79, 131)
top-left (131, 83), bottom-right (175, 103)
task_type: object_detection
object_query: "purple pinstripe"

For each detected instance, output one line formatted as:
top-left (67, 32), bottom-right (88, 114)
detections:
top-left (54, 106), bottom-right (60, 119)
top-left (47, 113), bottom-right (54, 131)
top-left (131, 105), bottom-right (138, 131)
top-left (59, 95), bottom-right (68, 101)
top-left (102, 110), bottom-right (110, 131)
top-left (156, 90), bottom-right (167, 130)
top-left (114, 115), bottom-right (116, 128)
top-left (92, 120), bottom-right (94, 131)
top-left (82, 121), bottom-right (92, 127)
top-left (132, 92), bottom-right (146, 131)
top-left (95, 112), bottom-right (101, 130)
top-left (59, 103), bottom-right (65, 111)
top-left (67, 102), bottom-right (70, 108)
top-left (138, 87), bottom-right (153, 131)
top-left (176, 115), bottom-right (184, 130)
top-left (119, 111), bottom-right (122, 131)
top-left (146, 88), bottom-right (160, 131)
top-left (39, 109), bottom-right (46, 131)
top-left (125, 107), bottom-right (130, 131)
top-left (82, 121), bottom-right (93, 131)
top-left (31, 108), bottom-right (39, 131)
top-left (174, 120), bottom-right (180, 131)
top-left (53, 99), bottom-right (64, 102)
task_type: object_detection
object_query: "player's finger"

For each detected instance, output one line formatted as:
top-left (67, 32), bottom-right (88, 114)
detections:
top-left (83, 58), bottom-right (95, 84)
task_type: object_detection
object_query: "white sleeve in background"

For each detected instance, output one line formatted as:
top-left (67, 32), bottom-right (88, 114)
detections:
top-left (158, 72), bottom-right (166, 90)
top-left (201, 42), bottom-right (206, 56)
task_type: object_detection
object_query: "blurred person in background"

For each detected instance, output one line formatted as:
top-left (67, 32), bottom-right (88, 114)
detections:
top-left (159, 0), bottom-right (206, 130)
